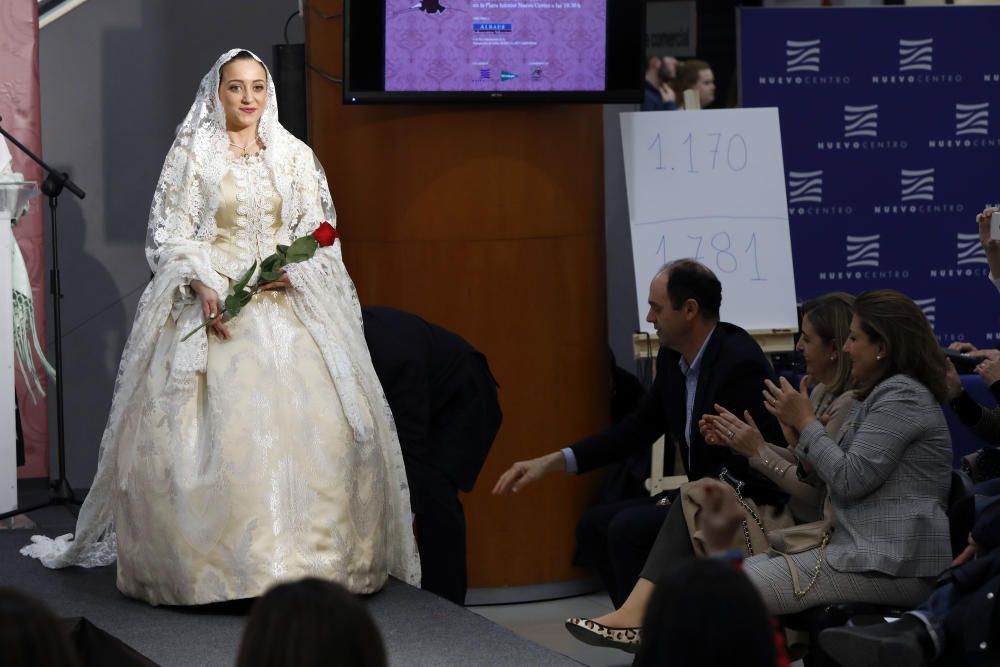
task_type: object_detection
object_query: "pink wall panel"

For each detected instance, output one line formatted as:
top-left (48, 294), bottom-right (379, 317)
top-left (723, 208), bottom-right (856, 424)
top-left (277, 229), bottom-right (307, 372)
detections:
top-left (0, 0), bottom-right (49, 478)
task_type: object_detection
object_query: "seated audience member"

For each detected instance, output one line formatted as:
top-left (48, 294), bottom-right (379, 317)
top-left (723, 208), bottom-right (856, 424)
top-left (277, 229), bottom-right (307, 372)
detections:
top-left (704, 292), bottom-right (858, 523)
top-left (819, 495), bottom-right (1000, 666)
top-left (494, 259), bottom-right (787, 608)
top-left (563, 292), bottom-right (858, 650)
top-left (669, 59), bottom-right (716, 109)
top-left (635, 557), bottom-right (781, 667)
top-left (641, 55), bottom-right (678, 111)
top-left (573, 354), bottom-right (656, 597)
top-left (945, 347), bottom-right (1000, 490)
top-left (941, 206), bottom-right (1000, 489)
top-left (576, 480), bottom-right (789, 664)
top-left (609, 349), bottom-right (647, 426)
top-left (744, 290), bottom-right (953, 613)
top-left (566, 290), bottom-right (953, 651)
top-left (0, 587), bottom-right (81, 667)
top-left (361, 306), bottom-right (502, 605)
top-left (236, 578), bottom-right (386, 667)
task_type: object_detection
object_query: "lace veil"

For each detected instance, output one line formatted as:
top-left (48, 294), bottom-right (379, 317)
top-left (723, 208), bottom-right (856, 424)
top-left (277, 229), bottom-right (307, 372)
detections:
top-left (146, 48), bottom-right (305, 271)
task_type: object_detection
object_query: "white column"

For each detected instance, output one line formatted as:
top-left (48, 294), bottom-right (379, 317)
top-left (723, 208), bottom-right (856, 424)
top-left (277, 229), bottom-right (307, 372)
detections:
top-left (0, 219), bottom-right (15, 513)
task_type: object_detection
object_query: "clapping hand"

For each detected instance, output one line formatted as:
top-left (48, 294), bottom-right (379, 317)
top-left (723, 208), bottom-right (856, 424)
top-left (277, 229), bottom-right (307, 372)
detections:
top-left (701, 405), bottom-right (765, 459)
top-left (763, 376), bottom-right (816, 433)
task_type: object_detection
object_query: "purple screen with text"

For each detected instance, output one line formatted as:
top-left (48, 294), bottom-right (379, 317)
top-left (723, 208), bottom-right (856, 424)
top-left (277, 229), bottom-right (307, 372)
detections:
top-left (385, 1), bottom-right (607, 92)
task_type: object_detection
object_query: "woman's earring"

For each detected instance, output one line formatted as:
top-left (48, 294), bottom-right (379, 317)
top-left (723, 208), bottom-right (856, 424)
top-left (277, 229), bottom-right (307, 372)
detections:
top-left (829, 354), bottom-right (837, 361)
top-left (876, 354), bottom-right (883, 361)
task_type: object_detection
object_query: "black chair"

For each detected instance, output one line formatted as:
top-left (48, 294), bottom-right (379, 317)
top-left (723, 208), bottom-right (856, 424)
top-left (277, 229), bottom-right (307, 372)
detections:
top-left (950, 466), bottom-right (976, 506)
top-left (781, 468), bottom-right (974, 667)
top-left (948, 468), bottom-right (976, 558)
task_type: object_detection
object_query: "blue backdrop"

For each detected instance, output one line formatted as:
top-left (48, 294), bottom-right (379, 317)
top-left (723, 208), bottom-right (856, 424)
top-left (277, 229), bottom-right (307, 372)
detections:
top-left (740, 5), bottom-right (1000, 347)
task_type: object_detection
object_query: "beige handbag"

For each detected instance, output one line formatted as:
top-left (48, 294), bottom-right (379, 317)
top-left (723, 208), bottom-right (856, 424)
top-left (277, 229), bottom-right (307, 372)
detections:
top-left (680, 469), bottom-right (793, 557)
top-left (766, 495), bottom-right (833, 598)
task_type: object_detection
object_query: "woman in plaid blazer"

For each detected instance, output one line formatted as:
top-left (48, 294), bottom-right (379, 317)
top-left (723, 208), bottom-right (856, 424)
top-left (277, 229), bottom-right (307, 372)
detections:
top-left (746, 289), bottom-right (954, 614)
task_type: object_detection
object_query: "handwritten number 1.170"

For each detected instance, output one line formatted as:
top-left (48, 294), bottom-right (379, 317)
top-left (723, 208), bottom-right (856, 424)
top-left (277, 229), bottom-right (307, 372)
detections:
top-left (658, 132), bottom-right (747, 173)
top-left (648, 133), bottom-right (664, 170)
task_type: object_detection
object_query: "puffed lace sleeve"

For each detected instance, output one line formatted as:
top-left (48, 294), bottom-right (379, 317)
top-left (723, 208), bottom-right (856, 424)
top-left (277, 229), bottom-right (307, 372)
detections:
top-left (146, 142), bottom-right (228, 300)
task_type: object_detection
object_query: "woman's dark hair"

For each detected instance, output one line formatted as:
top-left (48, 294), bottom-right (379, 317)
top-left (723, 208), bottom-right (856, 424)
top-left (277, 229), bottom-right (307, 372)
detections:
top-left (664, 259), bottom-right (722, 320)
top-left (635, 559), bottom-right (776, 667)
top-left (853, 289), bottom-right (949, 402)
top-left (219, 50), bottom-right (266, 81)
top-left (801, 291), bottom-right (856, 396)
top-left (0, 587), bottom-right (81, 667)
top-left (236, 578), bottom-right (387, 667)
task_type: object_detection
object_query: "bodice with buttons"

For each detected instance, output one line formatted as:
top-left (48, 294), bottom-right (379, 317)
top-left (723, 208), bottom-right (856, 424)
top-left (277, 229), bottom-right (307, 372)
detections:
top-left (211, 155), bottom-right (283, 282)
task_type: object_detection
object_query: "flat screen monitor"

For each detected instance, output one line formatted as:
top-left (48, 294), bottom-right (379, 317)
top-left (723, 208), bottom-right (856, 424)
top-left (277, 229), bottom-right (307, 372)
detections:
top-left (344, 0), bottom-right (645, 103)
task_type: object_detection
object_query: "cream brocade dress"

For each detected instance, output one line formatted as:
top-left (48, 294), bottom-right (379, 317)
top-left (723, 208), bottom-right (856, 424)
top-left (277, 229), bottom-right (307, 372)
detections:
top-left (114, 157), bottom-right (389, 605)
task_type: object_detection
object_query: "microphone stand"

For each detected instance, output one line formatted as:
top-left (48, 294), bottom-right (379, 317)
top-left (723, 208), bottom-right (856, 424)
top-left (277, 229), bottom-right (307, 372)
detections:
top-left (0, 115), bottom-right (85, 521)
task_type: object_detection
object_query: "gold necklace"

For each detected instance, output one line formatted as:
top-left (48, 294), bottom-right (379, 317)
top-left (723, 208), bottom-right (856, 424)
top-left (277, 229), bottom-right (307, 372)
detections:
top-left (228, 135), bottom-right (259, 159)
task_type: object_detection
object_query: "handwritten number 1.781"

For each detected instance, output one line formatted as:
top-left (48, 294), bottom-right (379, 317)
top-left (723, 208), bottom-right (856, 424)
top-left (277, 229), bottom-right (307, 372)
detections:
top-left (658, 232), bottom-right (766, 280)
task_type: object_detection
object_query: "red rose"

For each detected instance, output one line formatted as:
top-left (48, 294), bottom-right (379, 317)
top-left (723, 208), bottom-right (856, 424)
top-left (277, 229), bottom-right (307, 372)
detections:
top-left (312, 221), bottom-right (338, 247)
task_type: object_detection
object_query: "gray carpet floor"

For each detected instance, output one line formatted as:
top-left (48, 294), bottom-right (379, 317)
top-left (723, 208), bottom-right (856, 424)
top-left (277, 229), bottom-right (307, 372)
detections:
top-left (0, 506), bottom-right (579, 666)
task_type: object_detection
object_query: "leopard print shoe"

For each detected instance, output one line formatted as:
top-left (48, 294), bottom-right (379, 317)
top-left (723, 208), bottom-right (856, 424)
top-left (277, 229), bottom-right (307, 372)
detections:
top-left (564, 617), bottom-right (641, 653)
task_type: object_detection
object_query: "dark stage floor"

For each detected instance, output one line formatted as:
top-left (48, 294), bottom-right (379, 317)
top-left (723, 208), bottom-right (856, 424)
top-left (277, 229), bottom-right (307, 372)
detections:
top-left (0, 505), bottom-right (579, 666)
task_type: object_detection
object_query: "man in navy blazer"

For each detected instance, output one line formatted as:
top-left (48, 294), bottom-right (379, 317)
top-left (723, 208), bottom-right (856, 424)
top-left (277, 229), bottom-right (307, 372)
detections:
top-left (494, 259), bottom-right (786, 605)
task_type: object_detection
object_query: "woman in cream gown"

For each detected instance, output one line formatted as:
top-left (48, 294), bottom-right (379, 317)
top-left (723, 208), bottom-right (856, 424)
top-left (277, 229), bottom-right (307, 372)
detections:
top-left (22, 49), bottom-right (421, 605)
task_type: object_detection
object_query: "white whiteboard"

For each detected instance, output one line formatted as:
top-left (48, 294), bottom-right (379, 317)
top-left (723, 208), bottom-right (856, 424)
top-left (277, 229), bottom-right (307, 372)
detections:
top-left (621, 108), bottom-right (798, 334)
